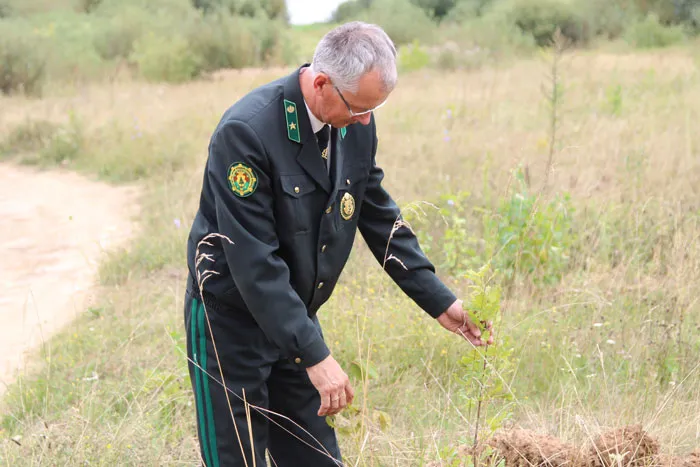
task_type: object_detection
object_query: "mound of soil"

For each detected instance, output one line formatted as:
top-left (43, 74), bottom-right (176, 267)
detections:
top-left (479, 426), bottom-right (696, 467)
top-left (487, 428), bottom-right (577, 466)
top-left (587, 425), bottom-right (660, 467)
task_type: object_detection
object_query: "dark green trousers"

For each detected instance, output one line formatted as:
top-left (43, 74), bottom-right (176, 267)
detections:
top-left (184, 288), bottom-right (343, 467)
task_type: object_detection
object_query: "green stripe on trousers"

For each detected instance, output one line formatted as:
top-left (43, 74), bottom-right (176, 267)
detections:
top-left (198, 300), bottom-right (220, 467)
top-left (191, 298), bottom-right (213, 467)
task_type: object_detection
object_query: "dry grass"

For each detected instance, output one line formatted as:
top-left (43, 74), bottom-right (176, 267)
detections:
top-left (1, 47), bottom-right (699, 465)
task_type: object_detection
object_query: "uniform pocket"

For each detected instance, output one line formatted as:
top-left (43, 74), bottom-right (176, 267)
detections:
top-left (279, 174), bottom-right (319, 235)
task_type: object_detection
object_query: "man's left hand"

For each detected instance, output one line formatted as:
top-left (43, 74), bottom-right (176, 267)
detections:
top-left (437, 299), bottom-right (494, 346)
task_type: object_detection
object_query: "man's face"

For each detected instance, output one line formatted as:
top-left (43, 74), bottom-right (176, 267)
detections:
top-left (313, 69), bottom-right (391, 128)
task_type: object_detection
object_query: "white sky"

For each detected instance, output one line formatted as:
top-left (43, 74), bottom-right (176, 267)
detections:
top-left (286, 0), bottom-right (347, 25)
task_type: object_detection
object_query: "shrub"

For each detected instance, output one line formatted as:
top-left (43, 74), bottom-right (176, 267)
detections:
top-left (244, 16), bottom-right (291, 65)
top-left (490, 171), bottom-right (576, 285)
top-left (624, 13), bottom-right (687, 48)
top-left (358, 0), bottom-right (436, 46)
top-left (494, 0), bottom-right (589, 46)
top-left (410, 0), bottom-right (457, 19)
top-left (397, 40), bottom-right (430, 72)
top-left (580, 0), bottom-right (630, 40)
top-left (130, 32), bottom-right (202, 83)
top-left (439, 15), bottom-right (536, 56)
top-left (332, 0), bottom-right (370, 22)
top-left (0, 32), bottom-right (46, 96)
top-left (0, 0), bottom-right (12, 17)
top-left (0, 120), bottom-right (58, 155)
top-left (444, 0), bottom-right (495, 21)
top-left (93, 8), bottom-right (150, 61)
top-left (187, 13), bottom-right (257, 71)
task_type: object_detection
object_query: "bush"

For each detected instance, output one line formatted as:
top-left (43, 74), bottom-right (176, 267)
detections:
top-left (0, 120), bottom-right (58, 155)
top-left (187, 13), bottom-right (257, 71)
top-left (358, 0), bottom-right (436, 45)
top-left (130, 32), bottom-right (202, 82)
top-left (410, 0), bottom-right (457, 19)
top-left (494, 0), bottom-right (589, 46)
top-left (444, 0), bottom-right (495, 21)
top-left (579, 0), bottom-right (630, 40)
top-left (624, 13), bottom-right (687, 48)
top-left (397, 40), bottom-right (430, 72)
top-left (0, 32), bottom-right (46, 95)
top-left (93, 8), bottom-right (150, 61)
top-left (490, 172), bottom-right (576, 285)
top-left (439, 15), bottom-right (535, 56)
top-left (332, 0), bottom-right (370, 22)
top-left (0, 0), bottom-right (12, 17)
top-left (192, 0), bottom-right (287, 20)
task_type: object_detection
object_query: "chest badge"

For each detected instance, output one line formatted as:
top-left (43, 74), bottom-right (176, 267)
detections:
top-left (340, 192), bottom-right (355, 220)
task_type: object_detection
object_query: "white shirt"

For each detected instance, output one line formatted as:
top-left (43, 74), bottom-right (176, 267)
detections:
top-left (304, 100), bottom-right (331, 173)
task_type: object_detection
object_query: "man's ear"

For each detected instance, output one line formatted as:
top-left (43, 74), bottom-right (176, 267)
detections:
top-left (313, 73), bottom-right (330, 95)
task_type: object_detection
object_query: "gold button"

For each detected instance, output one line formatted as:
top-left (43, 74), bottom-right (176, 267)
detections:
top-left (318, 282), bottom-right (324, 289)
top-left (321, 245), bottom-right (327, 253)
top-left (294, 186), bottom-right (300, 193)
top-left (326, 205), bottom-right (333, 214)
top-left (294, 357), bottom-right (301, 364)
top-left (346, 179), bottom-right (351, 185)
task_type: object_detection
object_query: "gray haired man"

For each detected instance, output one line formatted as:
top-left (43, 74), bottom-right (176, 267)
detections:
top-left (184, 21), bottom-right (492, 466)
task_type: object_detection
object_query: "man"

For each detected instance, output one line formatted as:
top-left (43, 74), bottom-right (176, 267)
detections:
top-left (184, 21), bottom-right (493, 467)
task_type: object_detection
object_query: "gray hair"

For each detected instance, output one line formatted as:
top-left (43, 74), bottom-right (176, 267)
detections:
top-left (310, 21), bottom-right (398, 94)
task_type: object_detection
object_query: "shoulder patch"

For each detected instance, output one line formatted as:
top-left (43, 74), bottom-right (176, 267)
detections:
top-left (228, 163), bottom-right (258, 198)
top-left (284, 99), bottom-right (301, 143)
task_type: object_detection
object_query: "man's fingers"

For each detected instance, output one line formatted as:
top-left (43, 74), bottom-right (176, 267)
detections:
top-left (464, 316), bottom-right (481, 338)
top-left (329, 393), bottom-right (340, 415)
top-left (337, 390), bottom-right (347, 414)
top-left (345, 382), bottom-right (355, 406)
top-left (457, 327), bottom-right (484, 346)
top-left (318, 392), bottom-right (331, 416)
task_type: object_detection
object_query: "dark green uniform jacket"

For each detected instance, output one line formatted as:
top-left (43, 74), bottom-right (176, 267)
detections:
top-left (186, 65), bottom-right (456, 369)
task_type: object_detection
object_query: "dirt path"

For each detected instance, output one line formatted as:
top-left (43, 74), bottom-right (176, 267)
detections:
top-left (0, 163), bottom-right (138, 393)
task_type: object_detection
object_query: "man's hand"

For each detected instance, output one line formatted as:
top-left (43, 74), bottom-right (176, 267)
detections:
top-left (437, 299), bottom-right (494, 346)
top-left (306, 355), bottom-right (354, 417)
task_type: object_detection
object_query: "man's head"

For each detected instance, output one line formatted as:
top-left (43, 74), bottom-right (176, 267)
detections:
top-left (305, 21), bottom-right (397, 128)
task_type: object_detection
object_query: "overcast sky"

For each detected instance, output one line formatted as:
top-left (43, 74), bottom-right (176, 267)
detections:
top-left (286, 0), bottom-right (347, 25)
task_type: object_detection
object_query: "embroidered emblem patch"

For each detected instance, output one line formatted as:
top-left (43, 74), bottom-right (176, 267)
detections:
top-left (340, 192), bottom-right (355, 220)
top-left (228, 163), bottom-right (258, 198)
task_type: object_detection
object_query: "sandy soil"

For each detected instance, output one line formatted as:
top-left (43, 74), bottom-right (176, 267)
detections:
top-left (0, 163), bottom-right (138, 393)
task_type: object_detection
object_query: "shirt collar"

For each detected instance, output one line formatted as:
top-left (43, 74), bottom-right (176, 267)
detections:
top-left (304, 100), bottom-right (327, 134)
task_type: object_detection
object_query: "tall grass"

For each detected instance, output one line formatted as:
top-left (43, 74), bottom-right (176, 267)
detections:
top-left (1, 44), bottom-right (699, 465)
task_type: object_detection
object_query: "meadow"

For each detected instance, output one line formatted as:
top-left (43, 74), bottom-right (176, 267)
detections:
top-left (1, 15), bottom-right (700, 467)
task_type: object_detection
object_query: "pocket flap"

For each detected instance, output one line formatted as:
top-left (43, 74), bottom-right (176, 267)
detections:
top-left (280, 174), bottom-right (317, 198)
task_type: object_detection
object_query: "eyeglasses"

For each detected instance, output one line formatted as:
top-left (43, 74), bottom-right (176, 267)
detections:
top-left (334, 85), bottom-right (388, 117)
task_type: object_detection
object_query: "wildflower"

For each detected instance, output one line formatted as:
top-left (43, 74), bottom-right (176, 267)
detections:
top-left (174, 218), bottom-right (181, 229)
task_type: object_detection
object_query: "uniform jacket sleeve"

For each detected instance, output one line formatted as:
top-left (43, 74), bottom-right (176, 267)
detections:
top-left (357, 131), bottom-right (457, 319)
top-left (206, 119), bottom-right (330, 367)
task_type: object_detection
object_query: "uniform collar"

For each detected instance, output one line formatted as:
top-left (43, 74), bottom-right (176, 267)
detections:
top-left (304, 100), bottom-right (327, 135)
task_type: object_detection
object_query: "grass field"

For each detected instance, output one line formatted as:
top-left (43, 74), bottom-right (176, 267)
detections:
top-left (1, 44), bottom-right (699, 465)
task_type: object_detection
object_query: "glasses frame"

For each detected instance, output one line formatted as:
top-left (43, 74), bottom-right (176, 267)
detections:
top-left (333, 85), bottom-right (388, 117)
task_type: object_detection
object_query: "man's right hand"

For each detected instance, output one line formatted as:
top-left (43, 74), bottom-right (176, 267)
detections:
top-left (306, 355), bottom-right (354, 417)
